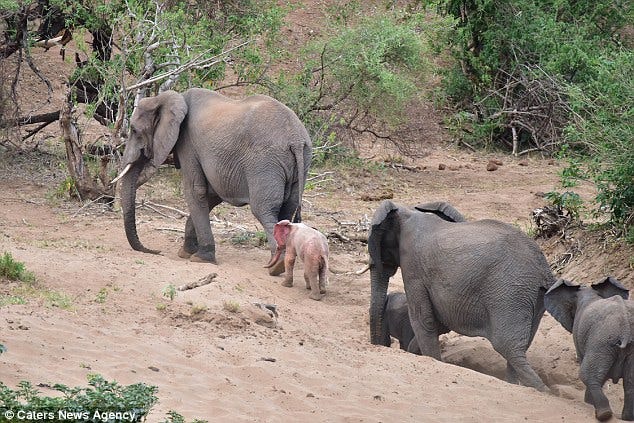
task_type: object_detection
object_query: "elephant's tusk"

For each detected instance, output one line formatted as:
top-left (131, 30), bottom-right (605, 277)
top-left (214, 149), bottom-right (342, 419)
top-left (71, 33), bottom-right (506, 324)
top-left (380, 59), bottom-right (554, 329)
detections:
top-left (110, 163), bottom-right (132, 185)
top-left (354, 263), bottom-right (370, 275)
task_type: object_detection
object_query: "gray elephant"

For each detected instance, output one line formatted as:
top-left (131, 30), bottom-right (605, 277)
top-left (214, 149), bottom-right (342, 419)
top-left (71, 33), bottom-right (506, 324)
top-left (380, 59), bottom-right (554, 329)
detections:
top-left (545, 277), bottom-right (633, 421)
top-left (384, 291), bottom-right (421, 354)
top-left (113, 88), bottom-right (312, 268)
top-left (368, 200), bottom-right (555, 391)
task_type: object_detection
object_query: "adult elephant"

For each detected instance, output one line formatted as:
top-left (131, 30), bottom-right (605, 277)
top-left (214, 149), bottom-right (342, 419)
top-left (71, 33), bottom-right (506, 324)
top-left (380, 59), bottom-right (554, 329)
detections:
top-left (368, 200), bottom-right (555, 391)
top-left (113, 88), bottom-right (312, 268)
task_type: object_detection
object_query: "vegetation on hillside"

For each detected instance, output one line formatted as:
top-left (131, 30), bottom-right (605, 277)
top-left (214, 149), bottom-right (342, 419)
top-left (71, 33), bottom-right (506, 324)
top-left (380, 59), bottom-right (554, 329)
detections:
top-left (423, 0), bottom-right (633, 236)
top-left (0, 0), bottom-right (631, 233)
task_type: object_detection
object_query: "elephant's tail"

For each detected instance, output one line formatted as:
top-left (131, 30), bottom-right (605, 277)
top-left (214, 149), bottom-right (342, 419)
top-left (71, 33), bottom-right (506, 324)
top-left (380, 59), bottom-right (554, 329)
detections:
top-left (616, 295), bottom-right (631, 349)
top-left (290, 141), bottom-right (309, 223)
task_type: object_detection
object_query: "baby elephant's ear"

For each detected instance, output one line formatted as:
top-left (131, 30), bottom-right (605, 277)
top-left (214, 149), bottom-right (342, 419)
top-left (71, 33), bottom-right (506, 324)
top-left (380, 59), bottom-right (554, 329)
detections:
top-left (591, 276), bottom-right (629, 300)
top-left (545, 279), bottom-right (581, 333)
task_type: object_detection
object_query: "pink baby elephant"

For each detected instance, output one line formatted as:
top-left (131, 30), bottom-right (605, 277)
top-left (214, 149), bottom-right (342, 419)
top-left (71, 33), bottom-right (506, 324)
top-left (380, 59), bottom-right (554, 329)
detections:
top-left (264, 220), bottom-right (329, 300)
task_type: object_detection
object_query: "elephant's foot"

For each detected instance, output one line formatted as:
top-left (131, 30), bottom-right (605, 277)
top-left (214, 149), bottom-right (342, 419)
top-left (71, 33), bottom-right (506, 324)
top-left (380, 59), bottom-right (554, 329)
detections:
top-left (190, 244), bottom-right (217, 264)
top-left (268, 258), bottom-right (285, 276)
top-left (595, 407), bottom-right (613, 422)
top-left (177, 246), bottom-right (194, 259)
top-left (281, 278), bottom-right (293, 288)
top-left (309, 292), bottom-right (323, 301)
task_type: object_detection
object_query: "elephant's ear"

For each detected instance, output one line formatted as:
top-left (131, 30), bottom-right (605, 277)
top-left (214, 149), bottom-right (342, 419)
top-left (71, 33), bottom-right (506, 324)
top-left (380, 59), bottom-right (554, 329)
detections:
top-left (544, 279), bottom-right (581, 333)
top-left (591, 276), bottom-right (629, 300)
top-left (150, 91), bottom-right (188, 167)
top-left (368, 200), bottom-right (400, 276)
top-left (414, 201), bottom-right (466, 222)
top-left (273, 220), bottom-right (292, 248)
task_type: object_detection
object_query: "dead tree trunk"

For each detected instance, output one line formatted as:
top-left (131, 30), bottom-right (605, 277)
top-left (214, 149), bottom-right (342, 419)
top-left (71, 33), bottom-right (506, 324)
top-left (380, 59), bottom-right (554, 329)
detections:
top-left (59, 92), bottom-right (114, 201)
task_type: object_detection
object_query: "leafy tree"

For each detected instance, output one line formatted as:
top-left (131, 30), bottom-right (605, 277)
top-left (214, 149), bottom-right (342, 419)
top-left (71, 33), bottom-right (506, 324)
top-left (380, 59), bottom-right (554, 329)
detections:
top-left (0, 0), bottom-right (283, 199)
top-left (269, 10), bottom-right (435, 162)
top-left (425, 0), bottom-right (633, 232)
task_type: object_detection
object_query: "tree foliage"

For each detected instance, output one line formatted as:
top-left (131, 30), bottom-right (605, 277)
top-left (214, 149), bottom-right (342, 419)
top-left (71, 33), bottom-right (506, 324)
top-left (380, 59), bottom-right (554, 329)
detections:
top-left (268, 9), bottom-right (435, 162)
top-left (426, 0), bottom-right (633, 231)
top-left (0, 0), bottom-right (282, 199)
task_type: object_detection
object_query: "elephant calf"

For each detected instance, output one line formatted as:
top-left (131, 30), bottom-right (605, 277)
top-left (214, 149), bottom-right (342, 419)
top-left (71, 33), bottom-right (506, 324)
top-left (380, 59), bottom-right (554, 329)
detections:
top-left (385, 292), bottom-right (421, 354)
top-left (265, 220), bottom-right (329, 300)
top-left (545, 276), bottom-right (633, 421)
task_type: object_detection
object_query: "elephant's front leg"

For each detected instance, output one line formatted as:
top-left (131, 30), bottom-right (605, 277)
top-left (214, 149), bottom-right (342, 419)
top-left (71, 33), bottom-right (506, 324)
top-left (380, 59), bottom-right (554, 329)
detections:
top-left (177, 216), bottom-right (198, 259)
top-left (178, 195), bottom-right (222, 260)
top-left (183, 172), bottom-right (217, 264)
top-left (281, 251), bottom-right (296, 288)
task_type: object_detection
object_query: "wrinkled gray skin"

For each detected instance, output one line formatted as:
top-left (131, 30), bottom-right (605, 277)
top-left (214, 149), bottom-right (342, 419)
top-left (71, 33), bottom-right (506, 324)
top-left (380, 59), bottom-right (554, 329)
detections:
top-left (368, 200), bottom-right (555, 391)
top-left (119, 88), bottom-right (312, 269)
top-left (545, 277), bottom-right (633, 421)
top-left (384, 292), bottom-right (421, 354)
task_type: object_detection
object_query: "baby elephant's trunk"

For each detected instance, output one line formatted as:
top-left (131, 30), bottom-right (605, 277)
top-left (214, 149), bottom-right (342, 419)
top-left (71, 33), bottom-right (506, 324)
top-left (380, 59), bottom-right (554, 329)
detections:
top-left (264, 247), bottom-right (284, 268)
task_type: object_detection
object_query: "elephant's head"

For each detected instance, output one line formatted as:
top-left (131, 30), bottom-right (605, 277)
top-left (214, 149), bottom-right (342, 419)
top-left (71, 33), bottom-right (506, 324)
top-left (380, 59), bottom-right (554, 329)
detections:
top-left (545, 276), bottom-right (629, 333)
top-left (368, 200), bottom-right (465, 346)
top-left (113, 91), bottom-right (188, 254)
top-left (264, 220), bottom-right (291, 268)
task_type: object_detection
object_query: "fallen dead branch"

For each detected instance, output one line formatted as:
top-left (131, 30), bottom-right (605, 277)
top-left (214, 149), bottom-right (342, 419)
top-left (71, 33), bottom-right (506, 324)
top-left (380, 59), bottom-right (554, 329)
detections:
top-left (177, 273), bottom-right (217, 291)
top-left (137, 200), bottom-right (188, 219)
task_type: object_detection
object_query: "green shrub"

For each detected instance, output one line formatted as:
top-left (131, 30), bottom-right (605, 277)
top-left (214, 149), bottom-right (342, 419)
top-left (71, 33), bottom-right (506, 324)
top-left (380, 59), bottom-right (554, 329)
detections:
top-left (430, 0), bottom-right (633, 232)
top-left (563, 50), bottom-right (634, 228)
top-left (0, 252), bottom-right (35, 283)
top-left (270, 12), bottom-right (433, 164)
top-left (0, 375), bottom-right (157, 421)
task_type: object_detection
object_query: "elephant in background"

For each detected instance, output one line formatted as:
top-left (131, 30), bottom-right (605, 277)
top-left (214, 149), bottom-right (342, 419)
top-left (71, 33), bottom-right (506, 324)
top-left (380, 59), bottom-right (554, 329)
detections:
top-left (113, 88), bottom-right (312, 269)
top-left (384, 291), bottom-right (421, 354)
top-left (368, 200), bottom-right (555, 391)
top-left (264, 220), bottom-right (329, 300)
top-left (545, 277), bottom-right (633, 421)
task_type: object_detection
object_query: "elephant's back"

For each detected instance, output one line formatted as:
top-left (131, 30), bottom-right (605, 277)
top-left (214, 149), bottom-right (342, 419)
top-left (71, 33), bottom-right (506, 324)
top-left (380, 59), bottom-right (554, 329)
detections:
top-left (184, 89), bottom-right (309, 150)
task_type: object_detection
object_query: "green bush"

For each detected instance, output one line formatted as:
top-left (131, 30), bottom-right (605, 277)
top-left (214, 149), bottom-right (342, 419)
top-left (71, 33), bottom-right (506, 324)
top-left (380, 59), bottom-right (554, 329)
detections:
top-left (270, 12), bottom-right (433, 164)
top-left (0, 252), bottom-right (35, 283)
top-left (0, 375), bottom-right (156, 422)
top-left (429, 0), bottom-right (633, 232)
top-left (0, 375), bottom-right (206, 422)
top-left (564, 50), bottom-right (634, 228)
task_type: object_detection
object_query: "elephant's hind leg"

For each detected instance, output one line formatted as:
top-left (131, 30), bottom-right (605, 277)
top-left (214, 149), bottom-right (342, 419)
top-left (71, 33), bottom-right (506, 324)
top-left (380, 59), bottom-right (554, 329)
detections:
top-left (580, 350), bottom-right (618, 421)
top-left (318, 260), bottom-right (328, 294)
top-left (406, 287), bottom-right (442, 359)
top-left (304, 260), bottom-right (322, 300)
top-left (490, 332), bottom-right (548, 391)
top-left (503, 352), bottom-right (548, 391)
top-left (623, 352), bottom-right (634, 421)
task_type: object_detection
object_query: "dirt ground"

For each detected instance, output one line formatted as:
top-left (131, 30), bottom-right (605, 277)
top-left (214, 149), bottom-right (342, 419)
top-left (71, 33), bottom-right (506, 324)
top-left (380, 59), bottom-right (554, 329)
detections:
top-left (1, 2), bottom-right (633, 422)
top-left (1, 142), bottom-right (632, 422)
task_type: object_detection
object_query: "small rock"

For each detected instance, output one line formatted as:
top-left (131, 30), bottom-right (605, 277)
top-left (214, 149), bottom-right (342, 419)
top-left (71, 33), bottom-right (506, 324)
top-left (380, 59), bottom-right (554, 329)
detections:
top-left (518, 160), bottom-right (528, 166)
top-left (148, 366), bottom-right (160, 372)
top-left (486, 161), bottom-right (499, 171)
top-left (438, 163), bottom-right (446, 170)
top-left (306, 393), bottom-right (315, 398)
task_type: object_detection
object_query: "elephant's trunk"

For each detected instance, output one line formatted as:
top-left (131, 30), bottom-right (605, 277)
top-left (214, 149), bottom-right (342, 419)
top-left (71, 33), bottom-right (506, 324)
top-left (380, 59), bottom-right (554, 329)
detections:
top-left (264, 247), bottom-right (284, 268)
top-left (120, 162), bottom-right (160, 254)
top-left (370, 267), bottom-right (391, 346)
